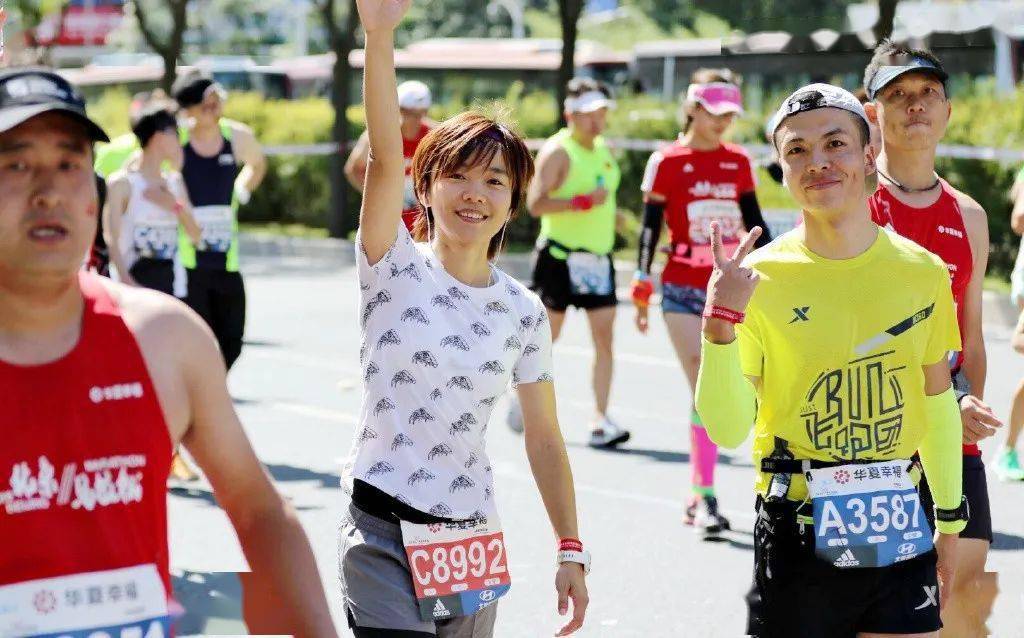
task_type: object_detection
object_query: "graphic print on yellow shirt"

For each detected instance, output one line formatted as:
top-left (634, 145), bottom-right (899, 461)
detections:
top-left (736, 228), bottom-right (961, 500)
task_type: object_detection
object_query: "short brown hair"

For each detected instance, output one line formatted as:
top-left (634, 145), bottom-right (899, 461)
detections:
top-left (411, 111), bottom-right (534, 259)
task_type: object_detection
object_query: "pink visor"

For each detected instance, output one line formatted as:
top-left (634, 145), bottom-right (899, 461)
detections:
top-left (686, 82), bottom-right (743, 116)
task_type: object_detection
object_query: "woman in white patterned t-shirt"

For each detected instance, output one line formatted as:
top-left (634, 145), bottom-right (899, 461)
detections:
top-left (339, 2), bottom-right (589, 636)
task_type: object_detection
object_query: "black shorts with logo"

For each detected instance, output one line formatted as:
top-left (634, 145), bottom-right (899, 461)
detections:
top-left (919, 454), bottom-right (993, 543)
top-left (529, 244), bottom-right (617, 312)
top-left (748, 498), bottom-right (941, 638)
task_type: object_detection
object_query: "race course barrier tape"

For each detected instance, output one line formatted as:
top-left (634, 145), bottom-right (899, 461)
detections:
top-left (263, 140), bottom-right (1024, 164)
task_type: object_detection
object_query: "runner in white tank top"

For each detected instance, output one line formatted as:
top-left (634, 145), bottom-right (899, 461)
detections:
top-left (104, 103), bottom-right (200, 298)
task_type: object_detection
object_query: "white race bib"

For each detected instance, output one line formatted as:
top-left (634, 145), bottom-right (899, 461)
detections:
top-left (0, 564), bottom-right (173, 638)
top-left (132, 214), bottom-right (179, 261)
top-left (192, 205), bottom-right (234, 253)
top-left (807, 460), bottom-right (932, 569)
top-left (566, 252), bottom-right (613, 296)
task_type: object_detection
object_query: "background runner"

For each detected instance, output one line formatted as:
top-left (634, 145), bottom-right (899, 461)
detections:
top-left (632, 67), bottom-right (770, 538)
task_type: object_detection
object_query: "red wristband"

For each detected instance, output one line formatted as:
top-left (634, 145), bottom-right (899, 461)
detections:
top-left (703, 305), bottom-right (745, 324)
top-left (569, 195), bottom-right (594, 211)
top-left (558, 538), bottom-right (584, 551)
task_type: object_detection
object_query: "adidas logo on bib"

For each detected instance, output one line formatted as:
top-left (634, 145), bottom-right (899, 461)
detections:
top-left (833, 549), bottom-right (860, 567)
top-left (433, 599), bottom-right (450, 618)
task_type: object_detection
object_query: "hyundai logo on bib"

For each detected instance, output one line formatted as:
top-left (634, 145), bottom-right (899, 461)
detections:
top-left (479, 589), bottom-right (495, 602)
top-left (898, 542), bottom-right (917, 556)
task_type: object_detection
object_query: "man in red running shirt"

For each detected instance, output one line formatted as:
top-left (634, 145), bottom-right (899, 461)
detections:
top-left (0, 68), bottom-right (336, 637)
top-left (346, 80), bottom-right (433, 232)
top-left (864, 42), bottom-right (1002, 635)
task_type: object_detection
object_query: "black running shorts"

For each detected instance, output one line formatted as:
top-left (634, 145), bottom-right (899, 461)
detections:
top-left (747, 498), bottom-right (942, 638)
top-left (529, 245), bottom-right (617, 312)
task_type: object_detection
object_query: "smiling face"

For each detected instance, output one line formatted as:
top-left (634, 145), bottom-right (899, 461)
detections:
top-left (870, 72), bottom-right (950, 152)
top-left (775, 108), bottom-right (874, 220)
top-left (0, 113), bottom-right (97, 280)
top-left (425, 152), bottom-right (513, 253)
top-left (411, 112), bottom-right (535, 259)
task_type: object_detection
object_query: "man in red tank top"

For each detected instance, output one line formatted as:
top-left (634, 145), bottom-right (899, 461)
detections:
top-left (345, 81), bottom-right (434, 232)
top-left (0, 68), bottom-right (336, 637)
top-left (864, 43), bottom-right (1002, 634)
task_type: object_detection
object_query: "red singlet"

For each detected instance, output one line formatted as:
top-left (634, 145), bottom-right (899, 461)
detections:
top-left (401, 124), bottom-right (431, 232)
top-left (869, 180), bottom-right (979, 455)
top-left (641, 141), bottom-right (756, 290)
top-left (0, 272), bottom-right (174, 590)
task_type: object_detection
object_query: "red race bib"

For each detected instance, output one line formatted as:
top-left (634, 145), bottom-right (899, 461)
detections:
top-left (400, 516), bottom-right (512, 622)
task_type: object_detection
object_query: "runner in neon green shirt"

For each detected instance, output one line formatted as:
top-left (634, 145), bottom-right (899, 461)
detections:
top-left (508, 77), bottom-right (628, 448)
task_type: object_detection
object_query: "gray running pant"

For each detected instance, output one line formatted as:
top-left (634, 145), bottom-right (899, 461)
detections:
top-left (338, 503), bottom-right (498, 637)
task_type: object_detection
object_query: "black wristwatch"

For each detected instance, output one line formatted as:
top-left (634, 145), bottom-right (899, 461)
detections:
top-left (951, 367), bottom-right (971, 405)
top-left (935, 495), bottom-right (970, 524)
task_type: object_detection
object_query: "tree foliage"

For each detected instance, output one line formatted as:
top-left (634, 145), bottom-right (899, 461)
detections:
top-left (395, 1), bottom-right (514, 45)
top-left (132, 0), bottom-right (190, 91)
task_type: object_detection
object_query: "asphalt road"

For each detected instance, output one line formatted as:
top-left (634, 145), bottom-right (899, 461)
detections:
top-left (168, 249), bottom-right (1024, 637)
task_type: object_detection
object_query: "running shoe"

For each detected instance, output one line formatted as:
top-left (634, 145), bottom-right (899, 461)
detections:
top-left (994, 447), bottom-right (1024, 481)
top-left (506, 397), bottom-right (524, 434)
top-left (587, 417), bottom-right (630, 448)
top-left (693, 495), bottom-right (728, 540)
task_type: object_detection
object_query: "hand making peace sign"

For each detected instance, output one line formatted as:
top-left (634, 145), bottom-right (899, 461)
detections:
top-left (705, 222), bottom-right (763, 317)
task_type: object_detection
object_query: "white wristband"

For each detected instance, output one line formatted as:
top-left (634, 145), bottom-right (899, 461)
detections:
top-left (234, 183), bottom-right (252, 205)
top-left (556, 549), bottom-right (591, 575)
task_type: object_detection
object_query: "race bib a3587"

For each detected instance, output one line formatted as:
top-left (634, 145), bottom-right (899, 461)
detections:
top-left (808, 459), bottom-right (932, 569)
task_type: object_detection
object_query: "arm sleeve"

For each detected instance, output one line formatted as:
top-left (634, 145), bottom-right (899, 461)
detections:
top-left (739, 191), bottom-right (772, 248)
top-left (695, 338), bottom-right (758, 449)
top-left (637, 201), bottom-right (665, 275)
top-left (918, 387), bottom-right (967, 534)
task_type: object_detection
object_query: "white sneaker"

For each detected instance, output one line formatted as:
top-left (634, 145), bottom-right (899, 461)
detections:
top-left (587, 417), bottom-right (630, 448)
top-left (506, 398), bottom-right (524, 434)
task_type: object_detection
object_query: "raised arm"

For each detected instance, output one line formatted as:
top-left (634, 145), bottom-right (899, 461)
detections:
top-left (695, 223), bottom-right (763, 448)
top-left (357, 0), bottom-right (412, 264)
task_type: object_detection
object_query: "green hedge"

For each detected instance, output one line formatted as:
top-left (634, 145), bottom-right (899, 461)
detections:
top-left (87, 82), bottom-right (1024, 275)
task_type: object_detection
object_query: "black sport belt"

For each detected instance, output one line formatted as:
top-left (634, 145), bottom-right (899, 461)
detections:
top-left (761, 457), bottom-right (920, 477)
top-left (759, 457), bottom-right (900, 474)
top-left (541, 237), bottom-right (609, 257)
top-left (351, 479), bottom-right (454, 525)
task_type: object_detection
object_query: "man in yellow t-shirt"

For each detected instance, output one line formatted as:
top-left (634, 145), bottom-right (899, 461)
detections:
top-left (695, 84), bottom-right (967, 637)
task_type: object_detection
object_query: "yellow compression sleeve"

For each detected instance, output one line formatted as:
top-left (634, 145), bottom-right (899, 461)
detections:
top-left (919, 386), bottom-right (966, 535)
top-left (695, 337), bottom-right (757, 449)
